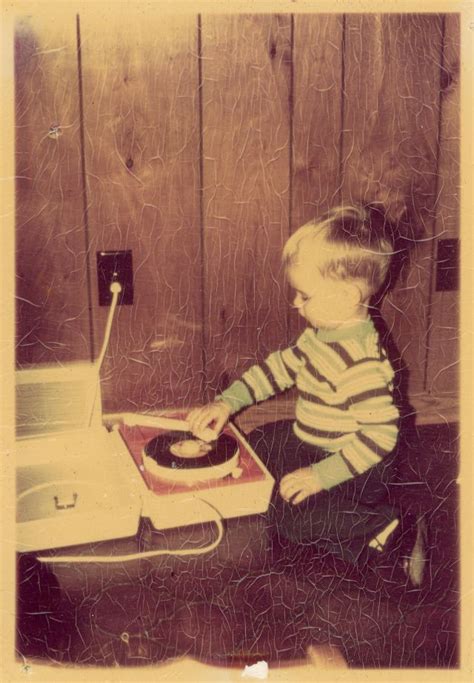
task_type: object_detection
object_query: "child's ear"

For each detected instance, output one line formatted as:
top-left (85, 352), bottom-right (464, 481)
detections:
top-left (343, 282), bottom-right (363, 307)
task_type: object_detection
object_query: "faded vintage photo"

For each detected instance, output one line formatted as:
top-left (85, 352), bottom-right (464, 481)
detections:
top-left (3, 1), bottom-right (470, 680)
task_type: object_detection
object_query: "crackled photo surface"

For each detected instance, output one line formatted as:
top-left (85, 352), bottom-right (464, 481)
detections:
top-left (9, 2), bottom-right (464, 679)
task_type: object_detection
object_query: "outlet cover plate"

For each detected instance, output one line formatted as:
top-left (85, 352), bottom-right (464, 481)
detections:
top-left (97, 250), bottom-right (134, 306)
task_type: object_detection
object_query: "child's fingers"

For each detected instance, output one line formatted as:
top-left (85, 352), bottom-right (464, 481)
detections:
top-left (187, 406), bottom-right (213, 434)
top-left (279, 477), bottom-right (302, 501)
top-left (194, 412), bottom-right (214, 435)
top-left (279, 474), bottom-right (293, 497)
top-left (291, 490), bottom-right (310, 505)
top-left (187, 405), bottom-right (208, 423)
top-left (186, 407), bottom-right (205, 432)
top-left (213, 414), bottom-right (227, 435)
top-left (214, 403), bottom-right (231, 433)
top-left (195, 426), bottom-right (219, 442)
top-left (188, 404), bottom-right (230, 437)
top-left (194, 403), bottom-right (230, 436)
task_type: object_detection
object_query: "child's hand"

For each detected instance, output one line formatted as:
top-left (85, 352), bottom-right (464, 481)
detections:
top-left (279, 467), bottom-right (323, 505)
top-left (187, 401), bottom-right (232, 440)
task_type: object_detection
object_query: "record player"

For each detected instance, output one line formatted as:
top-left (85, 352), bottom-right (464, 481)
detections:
top-left (112, 413), bottom-right (273, 533)
top-left (15, 285), bottom-right (274, 558)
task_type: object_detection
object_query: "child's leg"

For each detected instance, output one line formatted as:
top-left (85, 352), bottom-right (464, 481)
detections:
top-left (271, 470), bottom-right (396, 564)
top-left (247, 421), bottom-right (398, 565)
top-left (246, 420), bottom-right (316, 480)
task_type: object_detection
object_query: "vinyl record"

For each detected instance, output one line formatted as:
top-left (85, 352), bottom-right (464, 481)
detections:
top-left (142, 431), bottom-right (240, 483)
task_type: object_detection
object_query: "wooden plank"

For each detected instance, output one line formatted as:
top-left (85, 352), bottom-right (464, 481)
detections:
top-left (15, 11), bottom-right (91, 365)
top-left (80, 11), bottom-right (202, 411)
top-left (341, 14), bottom-right (444, 395)
top-left (425, 14), bottom-right (460, 395)
top-left (290, 13), bottom-right (343, 339)
top-left (201, 14), bottom-right (291, 397)
top-left (292, 14), bottom-right (343, 228)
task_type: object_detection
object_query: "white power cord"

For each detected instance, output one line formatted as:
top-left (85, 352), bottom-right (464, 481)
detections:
top-left (36, 510), bottom-right (224, 565)
top-left (96, 281), bottom-right (122, 371)
top-left (87, 281), bottom-right (122, 427)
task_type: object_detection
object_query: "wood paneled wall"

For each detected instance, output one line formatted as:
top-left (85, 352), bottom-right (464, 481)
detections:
top-left (80, 10), bottom-right (203, 410)
top-left (15, 11), bottom-right (460, 412)
top-left (201, 14), bottom-right (292, 397)
top-left (289, 14), bottom-right (343, 341)
top-left (15, 10), bottom-right (91, 364)
top-left (342, 14), bottom-right (445, 395)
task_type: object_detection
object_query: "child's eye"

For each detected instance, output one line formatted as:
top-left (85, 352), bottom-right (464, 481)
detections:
top-left (293, 291), bottom-right (310, 308)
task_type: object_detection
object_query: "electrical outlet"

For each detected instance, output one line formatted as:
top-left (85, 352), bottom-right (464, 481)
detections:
top-left (97, 250), bottom-right (134, 306)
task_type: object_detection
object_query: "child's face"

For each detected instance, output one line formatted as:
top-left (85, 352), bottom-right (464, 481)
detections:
top-left (288, 258), bottom-right (362, 329)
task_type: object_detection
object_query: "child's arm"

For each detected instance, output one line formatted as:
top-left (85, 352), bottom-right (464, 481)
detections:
top-left (218, 345), bottom-right (303, 411)
top-left (310, 360), bottom-right (399, 491)
top-left (188, 344), bottom-right (304, 436)
top-left (281, 388), bottom-right (398, 505)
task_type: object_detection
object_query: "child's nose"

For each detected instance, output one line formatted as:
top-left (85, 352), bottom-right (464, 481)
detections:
top-left (293, 293), bottom-right (302, 308)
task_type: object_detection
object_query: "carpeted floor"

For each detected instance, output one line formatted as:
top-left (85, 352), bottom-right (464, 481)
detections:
top-left (17, 421), bottom-right (459, 669)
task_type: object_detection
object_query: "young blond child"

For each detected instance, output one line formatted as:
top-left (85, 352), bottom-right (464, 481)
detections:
top-left (188, 204), bottom-right (427, 587)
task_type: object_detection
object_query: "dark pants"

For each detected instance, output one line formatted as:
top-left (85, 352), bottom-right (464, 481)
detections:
top-left (247, 420), bottom-right (399, 564)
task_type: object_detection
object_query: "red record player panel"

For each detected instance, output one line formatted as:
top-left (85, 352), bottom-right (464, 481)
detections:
top-left (119, 422), bottom-right (266, 496)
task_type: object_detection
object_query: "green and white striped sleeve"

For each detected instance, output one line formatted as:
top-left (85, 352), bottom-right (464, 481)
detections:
top-left (216, 345), bottom-right (303, 414)
top-left (312, 360), bottom-right (399, 490)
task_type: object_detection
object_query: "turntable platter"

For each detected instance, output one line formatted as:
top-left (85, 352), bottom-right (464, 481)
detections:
top-left (142, 431), bottom-right (240, 484)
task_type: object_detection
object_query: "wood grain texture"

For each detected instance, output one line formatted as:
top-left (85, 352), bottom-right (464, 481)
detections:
top-left (201, 14), bottom-right (291, 397)
top-left (290, 14), bottom-right (343, 339)
top-left (292, 14), bottom-right (343, 228)
top-left (425, 14), bottom-right (460, 395)
top-left (80, 11), bottom-right (202, 411)
top-left (14, 10), bottom-right (459, 416)
top-left (341, 14), bottom-right (444, 395)
top-left (15, 12), bottom-right (92, 365)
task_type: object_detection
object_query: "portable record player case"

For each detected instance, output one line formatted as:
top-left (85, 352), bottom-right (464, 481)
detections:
top-left (15, 363), bottom-right (274, 553)
top-left (15, 362), bottom-right (145, 553)
top-left (16, 426), bottom-right (145, 553)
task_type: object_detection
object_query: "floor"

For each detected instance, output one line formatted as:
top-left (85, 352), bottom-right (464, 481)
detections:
top-left (16, 421), bottom-right (459, 670)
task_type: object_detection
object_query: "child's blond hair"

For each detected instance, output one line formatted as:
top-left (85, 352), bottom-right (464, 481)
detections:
top-left (283, 204), bottom-right (395, 299)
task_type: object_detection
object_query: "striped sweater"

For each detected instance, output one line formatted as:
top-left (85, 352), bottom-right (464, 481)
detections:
top-left (217, 318), bottom-right (399, 491)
